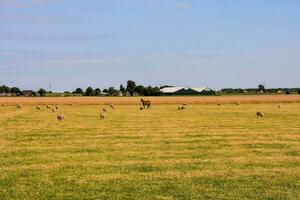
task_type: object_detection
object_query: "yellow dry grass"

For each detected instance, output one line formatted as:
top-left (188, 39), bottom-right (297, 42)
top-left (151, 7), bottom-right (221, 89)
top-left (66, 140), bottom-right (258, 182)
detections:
top-left (0, 103), bottom-right (299, 199)
top-left (0, 95), bottom-right (300, 106)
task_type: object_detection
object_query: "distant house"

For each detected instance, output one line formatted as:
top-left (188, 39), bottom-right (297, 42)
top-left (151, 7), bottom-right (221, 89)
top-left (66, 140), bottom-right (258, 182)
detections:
top-left (160, 86), bottom-right (214, 95)
top-left (100, 91), bottom-right (108, 96)
top-left (22, 90), bottom-right (35, 97)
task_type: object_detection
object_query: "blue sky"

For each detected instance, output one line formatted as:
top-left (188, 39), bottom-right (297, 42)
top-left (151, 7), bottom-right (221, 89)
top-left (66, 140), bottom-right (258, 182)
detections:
top-left (0, 0), bottom-right (299, 91)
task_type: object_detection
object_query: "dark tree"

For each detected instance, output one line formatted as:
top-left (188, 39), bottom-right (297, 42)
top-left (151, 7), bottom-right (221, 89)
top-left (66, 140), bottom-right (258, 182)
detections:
top-left (85, 87), bottom-right (94, 96)
top-left (94, 88), bottom-right (101, 96)
top-left (10, 87), bottom-right (21, 95)
top-left (119, 84), bottom-right (126, 93)
top-left (258, 84), bottom-right (265, 91)
top-left (0, 85), bottom-right (10, 93)
top-left (126, 80), bottom-right (136, 95)
top-left (144, 86), bottom-right (162, 96)
top-left (107, 87), bottom-right (115, 96)
top-left (103, 89), bottom-right (108, 93)
top-left (37, 88), bottom-right (46, 96)
top-left (74, 88), bottom-right (83, 94)
top-left (134, 85), bottom-right (145, 95)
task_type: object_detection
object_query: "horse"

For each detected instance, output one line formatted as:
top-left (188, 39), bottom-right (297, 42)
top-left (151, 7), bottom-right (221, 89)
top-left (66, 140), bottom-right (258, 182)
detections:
top-left (141, 98), bottom-right (151, 109)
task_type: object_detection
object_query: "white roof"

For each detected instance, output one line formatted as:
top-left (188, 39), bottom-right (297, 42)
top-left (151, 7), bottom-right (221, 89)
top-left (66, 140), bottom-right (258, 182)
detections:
top-left (191, 87), bottom-right (210, 92)
top-left (160, 86), bottom-right (211, 93)
top-left (160, 87), bottom-right (184, 93)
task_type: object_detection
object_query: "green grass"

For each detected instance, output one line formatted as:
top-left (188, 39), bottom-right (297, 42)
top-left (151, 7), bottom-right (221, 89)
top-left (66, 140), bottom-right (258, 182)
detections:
top-left (0, 104), bottom-right (299, 199)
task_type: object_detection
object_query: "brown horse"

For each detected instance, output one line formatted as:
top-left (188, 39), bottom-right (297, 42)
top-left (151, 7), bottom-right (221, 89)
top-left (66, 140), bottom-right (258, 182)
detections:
top-left (141, 98), bottom-right (151, 109)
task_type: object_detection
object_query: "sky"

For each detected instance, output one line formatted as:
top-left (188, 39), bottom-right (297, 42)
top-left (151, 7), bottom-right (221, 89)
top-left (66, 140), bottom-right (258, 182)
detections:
top-left (0, 0), bottom-right (300, 91)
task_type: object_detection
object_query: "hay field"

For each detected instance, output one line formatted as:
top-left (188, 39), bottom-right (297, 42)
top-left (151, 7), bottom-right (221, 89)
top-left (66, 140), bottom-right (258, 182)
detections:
top-left (1, 95), bottom-right (300, 106)
top-left (0, 103), bottom-right (300, 199)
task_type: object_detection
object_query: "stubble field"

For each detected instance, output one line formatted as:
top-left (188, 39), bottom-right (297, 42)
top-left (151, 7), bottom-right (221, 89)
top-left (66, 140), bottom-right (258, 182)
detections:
top-left (0, 97), bottom-right (300, 199)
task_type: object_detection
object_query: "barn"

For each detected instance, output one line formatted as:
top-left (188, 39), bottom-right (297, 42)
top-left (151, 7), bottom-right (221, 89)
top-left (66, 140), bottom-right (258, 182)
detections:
top-left (160, 86), bottom-right (214, 95)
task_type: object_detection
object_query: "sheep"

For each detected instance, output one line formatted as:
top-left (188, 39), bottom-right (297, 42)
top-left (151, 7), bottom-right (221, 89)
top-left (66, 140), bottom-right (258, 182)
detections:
top-left (109, 104), bottom-right (115, 110)
top-left (256, 111), bottom-right (265, 117)
top-left (100, 113), bottom-right (105, 119)
top-left (178, 106), bottom-right (186, 111)
top-left (217, 103), bottom-right (221, 106)
top-left (36, 105), bottom-right (41, 110)
top-left (2, 103), bottom-right (6, 106)
top-left (140, 107), bottom-right (144, 110)
top-left (55, 106), bottom-right (59, 109)
top-left (46, 105), bottom-right (52, 109)
top-left (52, 108), bottom-right (56, 112)
top-left (17, 104), bottom-right (22, 109)
top-left (102, 108), bottom-right (107, 112)
top-left (278, 104), bottom-right (282, 109)
top-left (57, 114), bottom-right (65, 121)
top-left (235, 102), bottom-right (241, 105)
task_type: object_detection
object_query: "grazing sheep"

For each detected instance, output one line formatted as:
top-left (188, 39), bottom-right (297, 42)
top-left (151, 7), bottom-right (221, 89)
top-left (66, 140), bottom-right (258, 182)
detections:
top-left (256, 111), bottom-right (265, 117)
top-left (182, 103), bottom-right (187, 106)
top-left (55, 106), bottom-right (59, 109)
top-left (2, 103), bottom-right (6, 106)
top-left (36, 105), bottom-right (41, 110)
top-left (102, 108), bottom-right (107, 112)
top-left (109, 104), bottom-right (115, 109)
top-left (57, 115), bottom-right (65, 121)
top-left (17, 104), bottom-right (22, 109)
top-left (46, 105), bottom-right (52, 109)
top-left (235, 102), bottom-right (241, 105)
top-left (100, 113), bottom-right (105, 119)
top-left (178, 106), bottom-right (186, 111)
top-left (52, 108), bottom-right (56, 112)
top-left (140, 107), bottom-right (144, 110)
top-left (278, 104), bottom-right (282, 109)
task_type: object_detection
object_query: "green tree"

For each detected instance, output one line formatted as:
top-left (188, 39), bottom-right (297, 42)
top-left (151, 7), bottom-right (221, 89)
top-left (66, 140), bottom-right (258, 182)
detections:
top-left (134, 85), bottom-right (145, 95)
top-left (108, 87), bottom-right (118, 96)
top-left (94, 88), bottom-right (101, 96)
top-left (74, 88), bottom-right (83, 94)
top-left (126, 80), bottom-right (136, 95)
top-left (0, 85), bottom-right (10, 93)
top-left (145, 86), bottom-right (162, 96)
top-left (103, 89), bottom-right (108, 94)
top-left (119, 84), bottom-right (126, 93)
top-left (37, 88), bottom-right (46, 96)
top-left (10, 87), bottom-right (21, 95)
top-left (85, 87), bottom-right (94, 96)
top-left (258, 84), bottom-right (265, 91)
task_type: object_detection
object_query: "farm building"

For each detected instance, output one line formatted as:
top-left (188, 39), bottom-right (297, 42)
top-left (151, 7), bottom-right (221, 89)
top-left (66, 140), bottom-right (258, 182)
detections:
top-left (22, 90), bottom-right (35, 97)
top-left (160, 86), bottom-right (215, 95)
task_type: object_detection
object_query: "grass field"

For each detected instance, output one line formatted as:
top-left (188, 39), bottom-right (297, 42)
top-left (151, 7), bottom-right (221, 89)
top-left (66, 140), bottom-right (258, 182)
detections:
top-left (0, 101), bottom-right (300, 199)
top-left (1, 95), bottom-right (300, 105)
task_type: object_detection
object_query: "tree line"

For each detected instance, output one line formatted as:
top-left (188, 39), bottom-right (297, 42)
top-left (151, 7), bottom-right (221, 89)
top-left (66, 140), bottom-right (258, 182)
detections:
top-left (1, 82), bottom-right (299, 97)
top-left (220, 84), bottom-right (300, 95)
top-left (71, 80), bottom-right (162, 96)
top-left (0, 80), bottom-right (162, 97)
